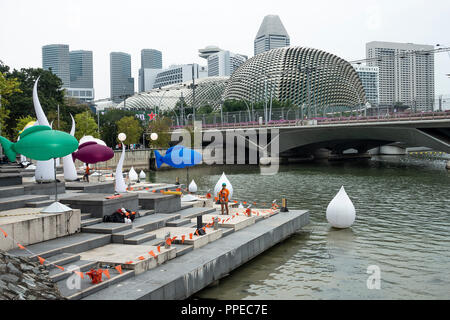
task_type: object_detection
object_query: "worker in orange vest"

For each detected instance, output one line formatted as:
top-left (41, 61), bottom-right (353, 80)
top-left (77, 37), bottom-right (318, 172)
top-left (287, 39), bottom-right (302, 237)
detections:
top-left (218, 183), bottom-right (230, 215)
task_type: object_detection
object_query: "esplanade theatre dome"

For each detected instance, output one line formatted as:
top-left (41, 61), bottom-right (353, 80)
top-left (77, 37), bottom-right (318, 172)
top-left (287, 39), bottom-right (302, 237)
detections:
top-left (224, 46), bottom-right (367, 112)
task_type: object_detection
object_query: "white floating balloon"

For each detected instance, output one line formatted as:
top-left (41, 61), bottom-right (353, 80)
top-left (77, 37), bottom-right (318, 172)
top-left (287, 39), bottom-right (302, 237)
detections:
top-left (118, 133), bottom-right (127, 142)
top-left (188, 180), bottom-right (198, 193)
top-left (128, 167), bottom-right (138, 182)
top-left (326, 186), bottom-right (356, 229)
top-left (139, 170), bottom-right (146, 180)
top-left (214, 172), bottom-right (233, 200)
top-left (150, 132), bottom-right (158, 141)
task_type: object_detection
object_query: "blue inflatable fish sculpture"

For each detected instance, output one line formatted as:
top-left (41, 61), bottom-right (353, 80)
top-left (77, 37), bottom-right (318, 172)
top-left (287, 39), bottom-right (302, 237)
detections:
top-left (154, 146), bottom-right (202, 169)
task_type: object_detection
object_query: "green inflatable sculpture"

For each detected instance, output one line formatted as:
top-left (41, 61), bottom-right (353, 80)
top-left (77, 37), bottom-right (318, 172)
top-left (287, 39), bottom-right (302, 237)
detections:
top-left (0, 125), bottom-right (78, 162)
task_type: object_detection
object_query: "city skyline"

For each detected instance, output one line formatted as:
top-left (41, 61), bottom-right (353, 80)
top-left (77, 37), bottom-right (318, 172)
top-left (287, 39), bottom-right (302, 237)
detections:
top-left (1, 0), bottom-right (449, 100)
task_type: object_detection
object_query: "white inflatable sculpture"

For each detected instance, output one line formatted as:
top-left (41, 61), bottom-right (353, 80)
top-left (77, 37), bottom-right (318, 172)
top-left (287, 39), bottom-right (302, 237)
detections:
top-left (188, 180), bottom-right (198, 193)
top-left (139, 170), bottom-right (146, 180)
top-left (33, 77), bottom-right (55, 182)
top-left (79, 135), bottom-right (107, 146)
top-left (326, 186), bottom-right (356, 229)
top-left (62, 114), bottom-right (78, 181)
top-left (115, 133), bottom-right (127, 193)
top-left (214, 172), bottom-right (233, 200)
top-left (128, 167), bottom-right (138, 182)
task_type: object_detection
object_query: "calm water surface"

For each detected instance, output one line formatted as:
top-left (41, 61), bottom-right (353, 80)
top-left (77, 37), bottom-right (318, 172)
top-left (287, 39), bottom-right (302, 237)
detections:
top-left (148, 155), bottom-right (450, 300)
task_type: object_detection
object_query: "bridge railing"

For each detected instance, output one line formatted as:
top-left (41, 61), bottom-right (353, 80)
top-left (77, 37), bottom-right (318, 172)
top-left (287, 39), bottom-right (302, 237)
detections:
top-left (169, 109), bottom-right (450, 130)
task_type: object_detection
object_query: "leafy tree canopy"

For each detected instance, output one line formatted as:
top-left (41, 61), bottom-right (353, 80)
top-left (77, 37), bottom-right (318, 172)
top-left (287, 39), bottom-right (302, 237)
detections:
top-left (74, 111), bottom-right (99, 140)
top-left (116, 116), bottom-right (143, 145)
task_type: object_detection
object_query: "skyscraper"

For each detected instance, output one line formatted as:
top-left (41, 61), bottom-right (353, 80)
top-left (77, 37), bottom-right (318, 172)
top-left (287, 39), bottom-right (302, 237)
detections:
top-left (42, 44), bottom-right (70, 88)
top-left (254, 15), bottom-right (290, 56)
top-left (70, 50), bottom-right (93, 88)
top-left (207, 51), bottom-right (247, 77)
top-left (366, 41), bottom-right (435, 111)
top-left (110, 52), bottom-right (134, 103)
top-left (141, 49), bottom-right (162, 69)
top-left (353, 65), bottom-right (380, 106)
top-left (139, 49), bottom-right (163, 93)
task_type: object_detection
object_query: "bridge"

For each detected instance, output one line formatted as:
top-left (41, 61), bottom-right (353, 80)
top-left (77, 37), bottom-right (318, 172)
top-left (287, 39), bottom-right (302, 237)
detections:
top-left (176, 111), bottom-right (450, 162)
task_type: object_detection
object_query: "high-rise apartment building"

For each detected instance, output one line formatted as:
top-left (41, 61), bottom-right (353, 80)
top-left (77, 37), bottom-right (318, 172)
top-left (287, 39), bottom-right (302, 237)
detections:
top-left (366, 41), bottom-right (435, 111)
top-left (353, 65), bottom-right (379, 106)
top-left (152, 64), bottom-right (207, 89)
top-left (67, 50), bottom-right (94, 102)
top-left (110, 52), bottom-right (134, 103)
top-left (254, 15), bottom-right (290, 56)
top-left (207, 51), bottom-right (247, 77)
top-left (42, 44), bottom-right (70, 88)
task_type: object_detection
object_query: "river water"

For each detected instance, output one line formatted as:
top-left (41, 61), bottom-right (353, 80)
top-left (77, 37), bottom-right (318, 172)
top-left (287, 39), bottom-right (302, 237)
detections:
top-left (147, 155), bottom-right (450, 300)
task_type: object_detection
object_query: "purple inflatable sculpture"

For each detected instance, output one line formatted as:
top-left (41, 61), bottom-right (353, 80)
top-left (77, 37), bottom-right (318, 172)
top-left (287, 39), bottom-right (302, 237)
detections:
top-left (72, 138), bottom-right (114, 164)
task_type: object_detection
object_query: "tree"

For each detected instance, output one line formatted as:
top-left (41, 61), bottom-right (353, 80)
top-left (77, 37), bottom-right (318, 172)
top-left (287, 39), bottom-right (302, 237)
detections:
top-left (99, 109), bottom-right (136, 147)
top-left (74, 111), bottom-right (99, 140)
top-left (147, 117), bottom-right (172, 148)
top-left (13, 116), bottom-right (36, 140)
top-left (116, 116), bottom-right (143, 145)
top-left (0, 71), bottom-right (21, 138)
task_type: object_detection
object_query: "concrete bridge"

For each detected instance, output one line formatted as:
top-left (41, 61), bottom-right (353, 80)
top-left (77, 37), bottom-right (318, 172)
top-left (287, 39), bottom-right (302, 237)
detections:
top-left (196, 113), bottom-right (450, 162)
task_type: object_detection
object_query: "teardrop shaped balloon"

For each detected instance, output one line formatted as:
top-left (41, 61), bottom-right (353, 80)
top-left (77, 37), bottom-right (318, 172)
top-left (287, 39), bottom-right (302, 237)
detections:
top-left (115, 144), bottom-right (127, 193)
top-left (139, 170), bottom-right (146, 180)
top-left (214, 172), bottom-right (233, 200)
top-left (188, 180), bottom-right (198, 193)
top-left (63, 114), bottom-right (78, 181)
top-left (128, 167), bottom-right (138, 181)
top-left (326, 186), bottom-right (356, 229)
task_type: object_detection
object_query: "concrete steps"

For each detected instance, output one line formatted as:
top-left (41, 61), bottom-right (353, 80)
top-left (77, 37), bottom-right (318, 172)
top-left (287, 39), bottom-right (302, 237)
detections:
top-left (81, 213), bottom-right (93, 221)
top-left (0, 185), bottom-right (25, 198)
top-left (81, 218), bottom-right (104, 228)
top-left (0, 194), bottom-right (50, 211)
top-left (139, 238), bottom-right (165, 247)
top-left (171, 244), bottom-right (194, 257)
top-left (25, 199), bottom-right (55, 208)
top-left (132, 213), bottom-right (181, 232)
top-left (49, 259), bottom-right (98, 283)
top-left (57, 268), bottom-right (134, 300)
top-left (44, 253), bottom-right (81, 269)
top-left (123, 232), bottom-right (156, 245)
top-left (137, 209), bottom-right (154, 217)
top-left (174, 207), bottom-right (217, 220)
top-left (7, 232), bottom-right (112, 260)
top-left (165, 218), bottom-right (191, 227)
top-left (111, 228), bottom-right (146, 243)
top-left (81, 222), bottom-right (132, 234)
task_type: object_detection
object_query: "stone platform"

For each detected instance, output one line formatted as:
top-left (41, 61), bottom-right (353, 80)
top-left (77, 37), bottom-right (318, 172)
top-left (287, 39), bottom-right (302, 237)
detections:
top-left (65, 181), bottom-right (115, 194)
top-left (147, 226), bottom-right (223, 249)
top-left (0, 207), bottom-right (81, 251)
top-left (60, 193), bottom-right (139, 218)
top-left (138, 193), bottom-right (181, 213)
top-left (196, 214), bottom-right (256, 231)
top-left (0, 173), bottom-right (22, 187)
top-left (79, 243), bottom-right (177, 275)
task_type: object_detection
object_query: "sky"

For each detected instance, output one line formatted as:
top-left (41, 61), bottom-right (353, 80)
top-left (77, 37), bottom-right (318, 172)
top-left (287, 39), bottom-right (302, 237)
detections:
top-left (1, 0), bottom-right (449, 100)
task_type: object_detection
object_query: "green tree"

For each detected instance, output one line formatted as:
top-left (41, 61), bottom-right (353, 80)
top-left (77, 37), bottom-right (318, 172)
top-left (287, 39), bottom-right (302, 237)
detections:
top-left (13, 116), bottom-right (36, 140)
top-left (99, 109), bottom-right (136, 147)
top-left (0, 71), bottom-right (21, 138)
top-left (116, 116), bottom-right (143, 145)
top-left (74, 111), bottom-right (99, 140)
top-left (147, 116), bottom-right (172, 148)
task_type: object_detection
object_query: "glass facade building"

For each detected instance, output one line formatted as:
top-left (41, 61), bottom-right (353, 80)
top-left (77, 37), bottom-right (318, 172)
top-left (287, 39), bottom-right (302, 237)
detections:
top-left (42, 44), bottom-right (70, 88)
top-left (110, 52), bottom-right (134, 103)
top-left (254, 15), bottom-right (290, 56)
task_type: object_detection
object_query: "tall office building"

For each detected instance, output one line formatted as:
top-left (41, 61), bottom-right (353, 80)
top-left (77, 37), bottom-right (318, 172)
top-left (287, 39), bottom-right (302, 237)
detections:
top-left (110, 52), bottom-right (134, 103)
top-left (141, 49), bottom-right (162, 69)
top-left (366, 41), bottom-right (435, 111)
top-left (42, 44), bottom-right (70, 88)
top-left (139, 49), bottom-right (163, 93)
top-left (207, 51), bottom-right (247, 77)
top-left (67, 50), bottom-right (94, 102)
top-left (254, 15), bottom-right (290, 56)
top-left (152, 64), bottom-right (206, 89)
top-left (353, 65), bottom-right (379, 106)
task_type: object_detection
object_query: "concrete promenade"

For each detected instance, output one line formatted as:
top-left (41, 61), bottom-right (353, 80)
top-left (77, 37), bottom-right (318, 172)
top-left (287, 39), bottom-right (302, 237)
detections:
top-left (84, 210), bottom-right (309, 300)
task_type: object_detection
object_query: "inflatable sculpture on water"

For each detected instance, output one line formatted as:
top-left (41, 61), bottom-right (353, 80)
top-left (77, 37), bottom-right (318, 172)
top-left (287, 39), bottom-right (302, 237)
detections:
top-left (214, 172), bottom-right (233, 201)
top-left (128, 167), bottom-right (138, 182)
top-left (154, 146), bottom-right (202, 169)
top-left (326, 186), bottom-right (356, 229)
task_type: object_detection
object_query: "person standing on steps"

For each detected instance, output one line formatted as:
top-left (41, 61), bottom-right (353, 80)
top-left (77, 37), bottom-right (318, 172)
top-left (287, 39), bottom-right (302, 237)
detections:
top-left (83, 163), bottom-right (90, 182)
top-left (219, 183), bottom-right (230, 215)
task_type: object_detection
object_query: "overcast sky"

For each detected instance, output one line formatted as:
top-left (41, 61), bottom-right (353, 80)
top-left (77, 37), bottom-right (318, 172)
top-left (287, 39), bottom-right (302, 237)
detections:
top-left (1, 0), bottom-right (449, 100)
